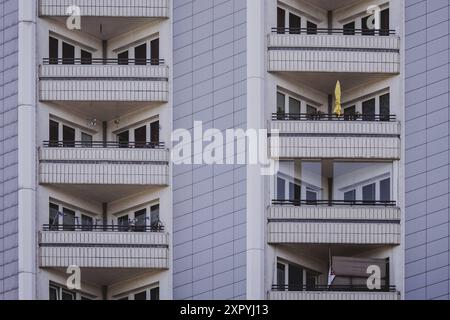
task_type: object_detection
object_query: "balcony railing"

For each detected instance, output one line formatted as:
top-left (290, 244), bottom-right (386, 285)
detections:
top-left (43, 58), bottom-right (165, 66)
top-left (43, 141), bottom-right (165, 149)
top-left (271, 284), bottom-right (396, 293)
top-left (272, 199), bottom-right (397, 207)
top-left (43, 224), bottom-right (164, 232)
top-left (272, 113), bottom-right (397, 122)
top-left (272, 27), bottom-right (396, 36)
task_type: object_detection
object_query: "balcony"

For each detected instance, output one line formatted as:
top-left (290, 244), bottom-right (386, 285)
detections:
top-left (39, 142), bottom-right (169, 187)
top-left (39, 0), bottom-right (170, 38)
top-left (268, 28), bottom-right (400, 74)
top-left (39, 59), bottom-right (169, 103)
top-left (270, 113), bottom-right (401, 160)
top-left (268, 286), bottom-right (400, 300)
top-left (39, 224), bottom-right (169, 269)
top-left (268, 200), bottom-right (401, 245)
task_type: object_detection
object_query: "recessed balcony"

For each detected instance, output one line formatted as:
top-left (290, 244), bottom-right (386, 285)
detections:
top-left (268, 28), bottom-right (400, 74)
top-left (39, 224), bottom-right (169, 269)
top-left (268, 201), bottom-right (401, 245)
top-left (39, 141), bottom-right (169, 189)
top-left (39, 0), bottom-right (170, 39)
top-left (270, 113), bottom-right (401, 160)
top-left (39, 58), bottom-right (169, 103)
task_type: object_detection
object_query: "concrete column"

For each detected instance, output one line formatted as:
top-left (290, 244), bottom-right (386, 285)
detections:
top-left (246, 0), bottom-right (265, 300)
top-left (17, 0), bottom-right (37, 300)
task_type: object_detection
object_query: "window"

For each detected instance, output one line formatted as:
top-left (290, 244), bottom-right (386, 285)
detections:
top-left (277, 7), bottom-right (286, 34)
top-left (81, 132), bottom-right (93, 147)
top-left (118, 50), bottom-right (129, 65)
top-left (134, 209), bottom-right (147, 232)
top-left (362, 98), bottom-right (376, 121)
top-left (49, 120), bottom-right (59, 146)
top-left (81, 214), bottom-right (94, 231)
top-left (362, 15), bottom-right (375, 35)
top-left (63, 125), bottom-right (76, 147)
top-left (289, 13), bottom-right (301, 34)
top-left (135, 43), bottom-right (147, 65)
top-left (277, 177), bottom-right (286, 200)
top-left (116, 286), bottom-right (160, 300)
top-left (380, 8), bottom-right (390, 36)
top-left (289, 97), bottom-right (301, 116)
top-left (49, 36), bottom-right (59, 64)
top-left (63, 208), bottom-right (76, 231)
top-left (379, 93), bottom-right (390, 121)
top-left (289, 183), bottom-right (301, 203)
top-left (288, 264), bottom-right (303, 291)
top-left (306, 189), bottom-right (317, 204)
top-left (151, 121), bottom-right (160, 146)
top-left (380, 178), bottom-right (391, 202)
top-left (277, 92), bottom-right (286, 116)
top-left (343, 21), bottom-right (355, 35)
top-left (307, 21), bottom-right (317, 34)
top-left (116, 120), bottom-right (160, 148)
top-left (134, 291), bottom-right (147, 300)
top-left (344, 190), bottom-right (356, 202)
top-left (62, 42), bottom-right (75, 64)
top-left (344, 105), bottom-right (356, 120)
top-left (49, 283), bottom-right (94, 300)
top-left (134, 125), bottom-right (147, 148)
top-left (118, 130), bottom-right (130, 148)
top-left (81, 49), bottom-right (92, 65)
top-left (49, 203), bottom-right (59, 230)
top-left (363, 183), bottom-right (376, 203)
top-left (118, 215), bottom-right (130, 231)
top-left (150, 38), bottom-right (160, 65)
top-left (277, 263), bottom-right (286, 288)
top-left (150, 287), bottom-right (159, 300)
top-left (150, 204), bottom-right (160, 229)
top-left (306, 105), bottom-right (317, 120)
top-left (306, 271), bottom-right (319, 290)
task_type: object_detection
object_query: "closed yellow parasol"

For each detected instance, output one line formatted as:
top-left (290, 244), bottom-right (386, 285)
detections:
top-left (334, 80), bottom-right (342, 117)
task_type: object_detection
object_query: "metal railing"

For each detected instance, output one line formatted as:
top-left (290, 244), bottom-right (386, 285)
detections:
top-left (272, 199), bottom-right (397, 207)
top-left (271, 27), bottom-right (395, 36)
top-left (43, 223), bottom-right (164, 232)
top-left (43, 58), bottom-right (165, 66)
top-left (43, 141), bottom-right (165, 149)
top-left (272, 113), bottom-right (396, 122)
top-left (271, 284), bottom-right (396, 292)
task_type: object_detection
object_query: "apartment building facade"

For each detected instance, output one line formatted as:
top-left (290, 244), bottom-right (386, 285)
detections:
top-left (0, 0), bottom-right (448, 301)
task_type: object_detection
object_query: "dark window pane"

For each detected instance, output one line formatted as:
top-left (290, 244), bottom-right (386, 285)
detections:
top-left (277, 8), bottom-right (286, 34)
top-left (151, 38), bottom-right (160, 65)
top-left (62, 290), bottom-right (75, 300)
top-left (118, 131), bottom-right (130, 148)
top-left (344, 190), bottom-right (356, 202)
top-left (81, 132), bottom-right (93, 148)
top-left (289, 97), bottom-right (301, 115)
top-left (289, 13), bottom-right (301, 34)
top-left (362, 15), bottom-right (375, 35)
top-left (134, 291), bottom-right (147, 300)
top-left (63, 208), bottom-right (76, 231)
top-left (362, 98), bottom-right (376, 121)
top-left (380, 8), bottom-right (390, 36)
top-left (306, 190), bottom-right (317, 203)
top-left (135, 43), bottom-right (147, 65)
top-left (49, 286), bottom-right (59, 300)
top-left (344, 105), bottom-right (357, 120)
top-left (49, 37), bottom-right (59, 64)
top-left (289, 183), bottom-right (301, 202)
top-left (81, 215), bottom-right (94, 231)
top-left (151, 204), bottom-right (160, 229)
top-left (380, 178), bottom-right (391, 202)
top-left (277, 177), bottom-right (285, 200)
top-left (135, 209), bottom-right (147, 232)
top-left (151, 121), bottom-right (160, 146)
top-left (306, 271), bottom-right (318, 290)
top-left (307, 21), bottom-right (317, 34)
top-left (306, 105), bottom-right (317, 120)
top-left (343, 21), bottom-right (355, 35)
top-left (118, 51), bottom-right (129, 65)
top-left (150, 287), bottom-right (159, 300)
top-left (63, 125), bottom-right (75, 147)
top-left (49, 203), bottom-right (59, 230)
top-left (118, 215), bottom-right (129, 231)
top-left (49, 120), bottom-right (59, 146)
top-left (81, 50), bottom-right (92, 65)
top-left (363, 183), bottom-right (376, 203)
top-left (62, 42), bottom-right (75, 64)
top-left (277, 263), bottom-right (286, 287)
top-left (288, 264), bottom-right (303, 291)
top-left (380, 93), bottom-right (390, 121)
top-left (134, 125), bottom-right (147, 149)
top-left (277, 92), bottom-right (286, 117)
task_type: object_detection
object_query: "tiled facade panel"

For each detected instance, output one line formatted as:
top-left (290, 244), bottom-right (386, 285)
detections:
top-left (405, 0), bottom-right (450, 300)
top-left (172, 0), bottom-right (247, 299)
top-left (0, 0), bottom-right (19, 300)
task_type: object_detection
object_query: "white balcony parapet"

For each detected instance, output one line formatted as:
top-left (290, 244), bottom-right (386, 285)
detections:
top-left (39, 0), bottom-right (170, 18)
top-left (270, 119), bottom-right (401, 160)
top-left (39, 147), bottom-right (169, 185)
top-left (39, 231), bottom-right (169, 269)
top-left (268, 34), bottom-right (400, 73)
top-left (268, 205), bottom-right (401, 245)
top-left (39, 64), bottom-right (169, 102)
top-left (268, 291), bottom-right (400, 300)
